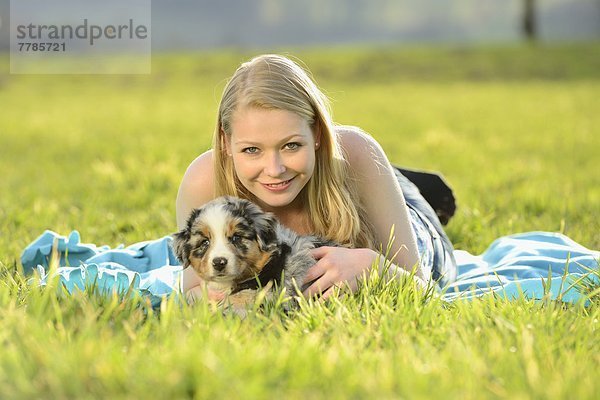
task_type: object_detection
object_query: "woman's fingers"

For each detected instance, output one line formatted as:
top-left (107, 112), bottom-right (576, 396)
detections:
top-left (302, 275), bottom-right (329, 298)
top-left (309, 246), bottom-right (334, 259)
top-left (303, 246), bottom-right (367, 299)
top-left (185, 285), bottom-right (226, 304)
top-left (319, 280), bottom-right (358, 301)
top-left (302, 250), bottom-right (336, 296)
top-left (319, 286), bottom-right (334, 301)
top-left (303, 259), bottom-right (326, 284)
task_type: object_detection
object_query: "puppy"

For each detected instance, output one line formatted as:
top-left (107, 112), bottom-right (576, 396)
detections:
top-left (172, 196), bottom-right (336, 313)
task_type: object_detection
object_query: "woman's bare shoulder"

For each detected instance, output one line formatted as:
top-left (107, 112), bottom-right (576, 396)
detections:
top-left (176, 149), bottom-right (216, 229)
top-left (335, 124), bottom-right (371, 144)
top-left (335, 125), bottom-right (387, 174)
top-left (184, 150), bottom-right (215, 181)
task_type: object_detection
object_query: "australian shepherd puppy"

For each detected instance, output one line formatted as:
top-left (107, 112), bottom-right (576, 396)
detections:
top-left (172, 196), bottom-right (335, 312)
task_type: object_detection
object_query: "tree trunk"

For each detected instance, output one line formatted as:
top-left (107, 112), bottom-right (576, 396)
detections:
top-left (523, 0), bottom-right (537, 41)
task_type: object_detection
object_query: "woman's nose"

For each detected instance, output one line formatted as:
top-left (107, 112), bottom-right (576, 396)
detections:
top-left (264, 152), bottom-right (286, 177)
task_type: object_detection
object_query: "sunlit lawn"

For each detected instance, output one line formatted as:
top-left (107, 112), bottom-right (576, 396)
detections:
top-left (0, 43), bottom-right (599, 398)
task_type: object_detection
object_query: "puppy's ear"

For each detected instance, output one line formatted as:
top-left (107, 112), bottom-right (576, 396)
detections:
top-left (225, 197), bottom-right (279, 252)
top-left (172, 208), bottom-right (204, 266)
top-left (255, 212), bottom-right (279, 252)
top-left (172, 229), bottom-right (191, 267)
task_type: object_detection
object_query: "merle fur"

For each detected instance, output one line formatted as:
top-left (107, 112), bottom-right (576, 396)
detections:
top-left (172, 196), bottom-right (338, 302)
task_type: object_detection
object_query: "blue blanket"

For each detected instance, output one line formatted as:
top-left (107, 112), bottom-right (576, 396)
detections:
top-left (20, 230), bottom-right (599, 305)
top-left (21, 231), bottom-right (183, 307)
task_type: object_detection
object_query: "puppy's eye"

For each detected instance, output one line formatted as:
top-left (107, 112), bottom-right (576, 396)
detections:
top-left (199, 239), bottom-right (210, 248)
top-left (231, 234), bottom-right (242, 244)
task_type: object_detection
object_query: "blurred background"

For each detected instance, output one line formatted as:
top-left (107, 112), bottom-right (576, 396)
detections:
top-left (0, 0), bottom-right (598, 253)
top-left (0, 0), bottom-right (599, 50)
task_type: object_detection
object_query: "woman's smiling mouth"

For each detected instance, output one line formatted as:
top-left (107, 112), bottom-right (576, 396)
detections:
top-left (261, 177), bottom-right (295, 191)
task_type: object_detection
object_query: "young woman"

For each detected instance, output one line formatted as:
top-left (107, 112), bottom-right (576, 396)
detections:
top-left (176, 54), bottom-right (456, 301)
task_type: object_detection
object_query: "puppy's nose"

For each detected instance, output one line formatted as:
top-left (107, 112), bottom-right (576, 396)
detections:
top-left (212, 257), bottom-right (228, 271)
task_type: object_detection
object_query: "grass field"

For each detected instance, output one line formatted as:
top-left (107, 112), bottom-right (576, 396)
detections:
top-left (1, 43), bottom-right (599, 398)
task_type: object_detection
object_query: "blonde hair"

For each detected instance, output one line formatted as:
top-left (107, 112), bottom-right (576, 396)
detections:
top-left (213, 54), bottom-right (375, 248)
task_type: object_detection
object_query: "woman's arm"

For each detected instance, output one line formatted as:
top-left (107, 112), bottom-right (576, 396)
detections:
top-left (302, 126), bottom-right (427, 298)
top-left (339, 126), bottom-right (423, 276)
top-left (303, 246), bottom-right (428, 299)
top-left (175, 150), bottom-right (216, 293)
top-left (175, 150), bottom-right (215, 230)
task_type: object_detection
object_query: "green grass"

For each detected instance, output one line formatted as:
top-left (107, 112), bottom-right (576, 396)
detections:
top-left (1, 43), bottom-right (599, 398)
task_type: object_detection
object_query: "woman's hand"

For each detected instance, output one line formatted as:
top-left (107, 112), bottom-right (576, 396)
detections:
top-left (185, 285), bottom-right (227, 305)
top-left (182, 267), bottom-right (227, 304)
top-left (302, 246), bottom-right (378, 300)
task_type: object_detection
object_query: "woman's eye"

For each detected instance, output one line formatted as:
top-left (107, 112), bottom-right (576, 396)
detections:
top-left (242, 147), bottom-right (259, 154)
top-left (285, 142), bottom-right (301, 150)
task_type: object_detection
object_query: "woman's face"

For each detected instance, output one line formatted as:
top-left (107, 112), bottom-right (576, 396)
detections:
top-left (226, 106), bottom-right (319, 212)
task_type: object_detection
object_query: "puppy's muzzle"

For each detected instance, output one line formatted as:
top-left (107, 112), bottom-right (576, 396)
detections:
top-left (212, 257), bottom-right (228, 272)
